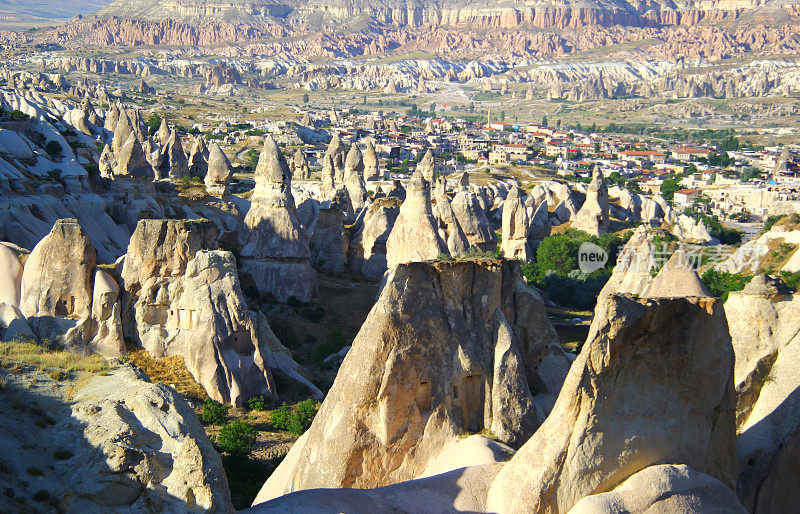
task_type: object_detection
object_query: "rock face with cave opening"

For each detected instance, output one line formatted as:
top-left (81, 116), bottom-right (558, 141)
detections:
top-left (121, 218), bottom-right (276, 407)
top-left (254, 259), bottom-right (569, 501)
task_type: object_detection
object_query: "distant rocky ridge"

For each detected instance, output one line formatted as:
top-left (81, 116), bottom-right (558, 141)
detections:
top-left (82, 0), bottom-right (799, 32)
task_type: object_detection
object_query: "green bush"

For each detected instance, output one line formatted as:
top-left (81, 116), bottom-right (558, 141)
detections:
top-left (201, 399), bottom-right (229, 425)
top-left (289, 399), bottom-right (317, 435)
top-left (217, 420), bottom-right (257, 456)
top-left (701, 269), bottom-right (752, 301)
top-left (247, 396), bottom-right (269, 411)
top-left (7, 110), bottom-right (29, 121)
top-left (270, 402), bottom-right (291, 430)
top-left (270, 400), bottom-right (318, 435)
top-left (522, 229), bottom-right (630, 310)
top-left (765, 215), bottom-right (787, 232)
top-left (45, 141), bottom-right (62, 159)
top-left (780, 271), bottom-right (800, 291)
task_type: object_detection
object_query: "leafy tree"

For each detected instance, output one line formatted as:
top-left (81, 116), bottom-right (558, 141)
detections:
top-left (626, 179), bottom-right (643, 194)
top-left (660, 178), bottom-right (681, 201)
top-left (146, 114), bottom-right (162, 136)
top-left (541, 115), bottom-right (548, 127)
top-left (217, 420), bottom-right (257, 455)
top-left (302, 93), bottom-right (309, 104)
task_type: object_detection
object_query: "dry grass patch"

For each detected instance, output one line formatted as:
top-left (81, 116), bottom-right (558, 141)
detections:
top-left (124, 344), bottom-right (209, 402)
top-left (0, 341), bottom-right (108, 373)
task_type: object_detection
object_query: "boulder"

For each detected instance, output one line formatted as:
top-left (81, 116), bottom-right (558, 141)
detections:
top-left (249, 464), bottom-right (502, 513)
top-left (487, 294), bottom-right (737, 513)
top-left (68, 365), bottom-right (235, 512)
top-left (568, 465), bottom-right (746, 514)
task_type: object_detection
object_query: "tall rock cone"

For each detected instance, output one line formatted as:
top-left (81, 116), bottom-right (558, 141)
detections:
top-left (452, 185), bottom-right (497, 252)
top-left (115, 133), bottom-right (154, 181)
top-left (241, 137), bottom-right (317, 302)
top-left (486, 294), bottom-right (737, 513)
top-left (204, 143), bottom-right (233, 196)
top-left (188, 136), bottom-right (209, 179)
top-left (433, 184), bottom-right (470, 258)
top-left (20, 218), bottom-right (96, 321)
top-left (501, 186), bottom-right (531, 260)
top-left (165, 131), bottom-right (189, 181)
top-left (344, 144), bottom-right (368, 213)
top-left (111, 109), bottom-right (136, 155)
top-left (417, 149), bottom-right (435, 181)
top-left (644, 246), bottom-right (710, 298)
top-left (724, 275), bottom-right (800, 513)
top-left (571, 166), bottom-right (610, 236)
top-left (321, 153), bottom-right (336, 196)
top-left (253, 260), bottom-right (566, 504)
top-left (386, 172), bottom-right (448, 268)
top-left (292, 148), bottom-right (310, 180)
top-left (363, 139), bottom-right (379, 181)
top-left (156, 118), bottom-right (171, 145)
